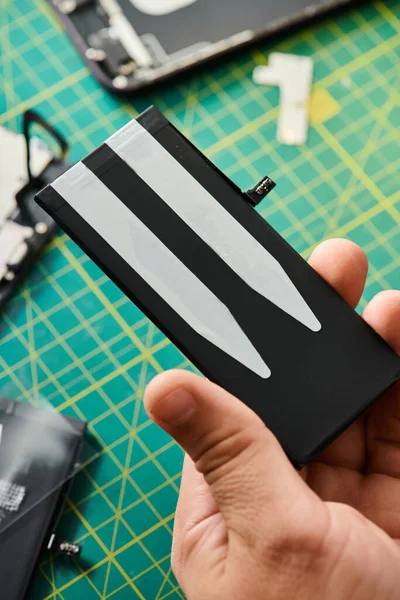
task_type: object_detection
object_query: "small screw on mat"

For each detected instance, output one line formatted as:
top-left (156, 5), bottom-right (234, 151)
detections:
top-left (48, 534), bottom-right (82, 557)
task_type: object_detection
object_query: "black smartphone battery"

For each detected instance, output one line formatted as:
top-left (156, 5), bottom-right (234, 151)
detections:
top-left (35, 107), bottom-right (400, 467)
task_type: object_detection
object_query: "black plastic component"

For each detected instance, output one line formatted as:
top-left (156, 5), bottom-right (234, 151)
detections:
top-left (0, 398), bottom-right (86, 600)
top-left (36, 106), bottom-right (400, 467)
top-left (22, 109), bottom-right (68, 186)
top-left (0, 110), bottom-right (70, 310)
top-left (246, 176), bottom-right (276, 206)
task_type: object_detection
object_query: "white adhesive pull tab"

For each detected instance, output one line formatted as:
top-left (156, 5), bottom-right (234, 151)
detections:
top-left (52, 163), bottom-right (271, 379)
top-left (107, 119), bottom-right (321, 332)
top-left (253, 53), bottom-right (314, 146)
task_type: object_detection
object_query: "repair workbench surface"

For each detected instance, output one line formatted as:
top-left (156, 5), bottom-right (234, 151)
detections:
top-left (0, 1), bottom-right (399, 598)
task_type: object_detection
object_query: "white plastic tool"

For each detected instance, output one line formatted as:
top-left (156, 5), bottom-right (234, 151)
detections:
top-left (253, 53), bottom-right (314, 146)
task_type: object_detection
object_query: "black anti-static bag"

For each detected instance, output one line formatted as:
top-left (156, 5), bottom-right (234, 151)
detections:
top-left (0, 398), bottom-right (87, 600)
top-left (36, 107), bottom-right (400, 467)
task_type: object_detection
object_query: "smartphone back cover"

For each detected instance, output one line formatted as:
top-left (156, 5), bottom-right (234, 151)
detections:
top-left (36, 107), bottom-right (400, 467)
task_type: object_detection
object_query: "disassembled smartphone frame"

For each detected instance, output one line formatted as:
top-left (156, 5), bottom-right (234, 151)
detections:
top-left (48, 0), bottom-right (359, 92)
top-left (0, 110), bottom-right (69, 309)
top-left (36, 106), bottom-right (400, 467)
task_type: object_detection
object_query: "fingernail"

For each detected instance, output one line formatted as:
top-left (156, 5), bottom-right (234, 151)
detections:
top-left (152, 388), bottom-right (197, 425)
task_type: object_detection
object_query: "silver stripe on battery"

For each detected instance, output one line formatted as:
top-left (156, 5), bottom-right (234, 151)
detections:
top-left (107, 119), bottom-right (321, 333)
top-left (51, 163), bottom-right (271, 379)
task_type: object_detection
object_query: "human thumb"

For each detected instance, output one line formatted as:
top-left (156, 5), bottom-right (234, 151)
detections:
top-left (144, 370), bottom-right (317, 538)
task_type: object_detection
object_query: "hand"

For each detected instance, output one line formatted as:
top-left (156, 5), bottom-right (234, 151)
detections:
top-left (144, 239), bottom-right (400, 600)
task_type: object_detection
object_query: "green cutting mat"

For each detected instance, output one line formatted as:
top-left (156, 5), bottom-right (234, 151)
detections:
top-left (1, 0), bottom-right (399, 598)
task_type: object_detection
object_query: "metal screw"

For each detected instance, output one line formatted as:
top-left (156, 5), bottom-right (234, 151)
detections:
top-left (58, 0), bottom-right (76, 14)
top-left (119, 61), bottom-right (136, 75)
top-left (113, 75), bottom-right (128, 89)
top-left (85, 48), bottom-right (106, 62)
top-left (35, 222), bottom-right (48, 235)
